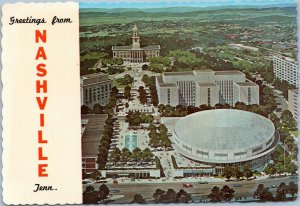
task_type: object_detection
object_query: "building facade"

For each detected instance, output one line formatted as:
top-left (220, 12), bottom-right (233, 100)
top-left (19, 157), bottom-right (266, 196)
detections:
top-left (156, 69), bottom-right (259, 107)
top-left (81, 114), bottom-right (108, 173)
top-left (112, 24), bottom-right (160, 63)
top-left (273, 56), bottom-right (298, 87)
top-left (288, 89), bottom-right (298, 120)
top-left (80, 73), bottom-right (113, 107)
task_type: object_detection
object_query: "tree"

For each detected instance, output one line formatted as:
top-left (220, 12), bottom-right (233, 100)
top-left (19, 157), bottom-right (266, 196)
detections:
top-left (276, 182), bottom-right (287, 201)
top-left (132, 147), bottom-right (142, 163)
top-left (99, 184), bottom-right (110, 201)
top-left (153, 189), bottom-right (165, 203)
top-left (243, 164), bottom-right (253, 180)
top-left (124, 86), bottom-right (131, 100)
top-left (148, 123), bottom-right (157, 131)
top-left (264, 164), bottom-right (276, 178)
top-left (288, 181), bottom-right (298, 198)
top-left (120, 148), bottom-right (132, 162)
top-left (141, 148), bottom-right (154, 162)
top-left (159, 124), bottom-right (168, 133)
top-left (90, 170), bottom-right (101, 180)
top-left (208, 186), bottom-right (223, 202)
top-left (83, 185), bottom-right (99, 204)
top-left (81, 105), bottom-right (90, 114)
top-left (281, 110), bottom-right (297, 130)
top-left (254, 184), bottom-right (274, 202)
top-left (149, 137), bottom-right (160, 148)
top-left (234, 169), bottom-right (243, 181)
top-left (110, 147), bottom-right (121, 165)
top-left (161, 137), bottom-right (172, 149)
top-left (176, 189), bottom-right (191, 203)
top-left (286, 162), bottom-right (297, 174)
top-left (92, 103), bottom-right (104, 114)
top-left (142, 64), bottom-right (149, 70)
top-left (221, 185), bottom-right (235, 202)
top-left (222, 166), bottom-right (234, 180)
top-left (132, 194), bottom-right (145, 203)
top-left (162, 189), bottom-right (177, 203)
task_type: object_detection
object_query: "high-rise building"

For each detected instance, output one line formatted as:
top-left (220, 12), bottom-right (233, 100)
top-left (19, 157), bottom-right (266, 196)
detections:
top-left (156, 69), bottom-right (259, 107)
top-left (112, 24), bottom-right (160, 63)
top-left (288, 89), bottom-right (298, 120)
top-left (80, 73), bottom-right (113, 107)
top-left (273, 56), bottom-right (298, 87)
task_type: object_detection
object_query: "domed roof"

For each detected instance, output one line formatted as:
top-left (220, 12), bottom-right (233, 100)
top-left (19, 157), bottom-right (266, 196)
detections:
top-left (174, 109), bottom-right (275, 151)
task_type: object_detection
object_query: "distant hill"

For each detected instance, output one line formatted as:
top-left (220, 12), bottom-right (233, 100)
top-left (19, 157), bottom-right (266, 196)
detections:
top-left (80, 3), bottom-right (296, 13)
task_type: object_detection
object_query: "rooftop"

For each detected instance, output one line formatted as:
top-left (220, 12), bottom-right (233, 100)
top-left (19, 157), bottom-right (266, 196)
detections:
top-left (81, 72), bottom-right (107, 80)
top-left (234, 82), bottom-right (258, 87)
top-left (163, 71), bottom-right (194, 76)
top-left (156, 76), bottom-right (177, 87)
top-left (112, 45), bottom-right (132, 50)
top-left (197, 82), bottom-right (218, 87)
top-left (81, 114), bottom-right (108, 157)
top-left (174, 109), bottom-right (275, 151)
top-left (214, 70), bottom-right (244, 76)
top-left (142, 45), bottom-right (161, 50)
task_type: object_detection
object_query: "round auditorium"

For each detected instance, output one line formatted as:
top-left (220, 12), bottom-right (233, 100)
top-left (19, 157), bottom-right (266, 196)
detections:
top-left (172, 109), bottom-right (279, 172)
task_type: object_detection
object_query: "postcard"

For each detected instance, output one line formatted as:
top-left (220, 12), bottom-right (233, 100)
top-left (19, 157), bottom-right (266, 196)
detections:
top-left (1, 0), bottom-right (299, 204)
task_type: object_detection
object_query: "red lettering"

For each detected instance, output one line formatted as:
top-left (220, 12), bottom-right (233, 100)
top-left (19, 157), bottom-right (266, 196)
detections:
top-left (36, 63), bottom-right (47, 77)
top-left (38, 147), bottom-right (48, 160)
top-left (36, 97), bottom-right (48, 110)
top-left (35, 47), bottom-right (47, 60)
top-left (35, 30), bottom-right (46, 43)
top-left (40, 113), bottom-right (44, 127)
top-left (38, 130), bottom-right (47, 144)
top-left (38, 164), bottom-right (48, 177)
top-left (36, 80), bottom-right (47, 93)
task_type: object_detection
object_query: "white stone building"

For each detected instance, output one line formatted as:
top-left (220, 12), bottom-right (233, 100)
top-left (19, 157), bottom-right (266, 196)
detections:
top-left (273, 56), bottom-right (298, 87)
top-left (156, 69), bottom-right (259, 107)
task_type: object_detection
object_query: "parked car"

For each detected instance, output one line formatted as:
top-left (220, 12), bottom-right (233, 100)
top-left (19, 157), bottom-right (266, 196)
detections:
top-left (110, 189), bottom-right (120, 193)
top-left (231, 184), bottom-right (242, 188)
top-left (183, 183), bottom-right (193, 188)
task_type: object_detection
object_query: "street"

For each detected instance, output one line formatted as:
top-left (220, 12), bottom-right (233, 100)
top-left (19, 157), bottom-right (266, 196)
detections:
top-left (87, 176), bottom-right (297, 203)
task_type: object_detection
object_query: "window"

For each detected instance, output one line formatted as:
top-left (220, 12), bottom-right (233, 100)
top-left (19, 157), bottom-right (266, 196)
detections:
top-left (234, 151), bottom-right (247, 156)
top-left (208, 88), bottom-right (211, 106)
top-left (252, 146), bottom-right (262, 154)
top-left (167, 89), bottom-right (171, 105)
top-left (248, 87), bottom-right (251, 105)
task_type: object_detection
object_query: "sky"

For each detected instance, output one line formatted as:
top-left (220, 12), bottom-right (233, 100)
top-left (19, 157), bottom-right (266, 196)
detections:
top-left (79, 0), bottom-right (296, 9)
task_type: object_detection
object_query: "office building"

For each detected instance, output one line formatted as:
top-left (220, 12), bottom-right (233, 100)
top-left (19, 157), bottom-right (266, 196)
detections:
top-left (80, 73), bottom-right (113, 107)
top-left (288, 89), bottom-right (298, 120)
top-left (81, 114), bottom-right (108, 173)
top-left (156, 69), bottom-right (259, 107)
top-left (273, 56), bottom-right (298, 87)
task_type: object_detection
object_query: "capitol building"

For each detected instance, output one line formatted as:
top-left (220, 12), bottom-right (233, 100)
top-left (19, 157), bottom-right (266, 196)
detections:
top-left (112, 24), bottom-right (160, 63)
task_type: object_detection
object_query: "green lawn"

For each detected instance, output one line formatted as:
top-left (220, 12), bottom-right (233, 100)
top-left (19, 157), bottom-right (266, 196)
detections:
top-left (290, 130), bottom-right (298, 137)
top-left (113, 78), bottom-right (131, 88)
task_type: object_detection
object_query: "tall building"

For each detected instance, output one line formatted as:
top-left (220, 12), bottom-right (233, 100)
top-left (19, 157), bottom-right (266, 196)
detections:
top-left (112, 24), bottom-right (160, 63)
top-left (80, 73), bottom-right (113, 107)
top-left (273, 56), bottom-right (298, 87)
top-left (156, 69), bottom-right (259, 107)
top-left (81, 114), bottom-right (108, 173)
top-left (288, 89), bottom-right (298, 120)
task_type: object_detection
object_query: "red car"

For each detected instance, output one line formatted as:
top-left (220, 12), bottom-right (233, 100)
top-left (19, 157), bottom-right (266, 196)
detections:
top-left (183, 183), bottom-right (193, 188)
